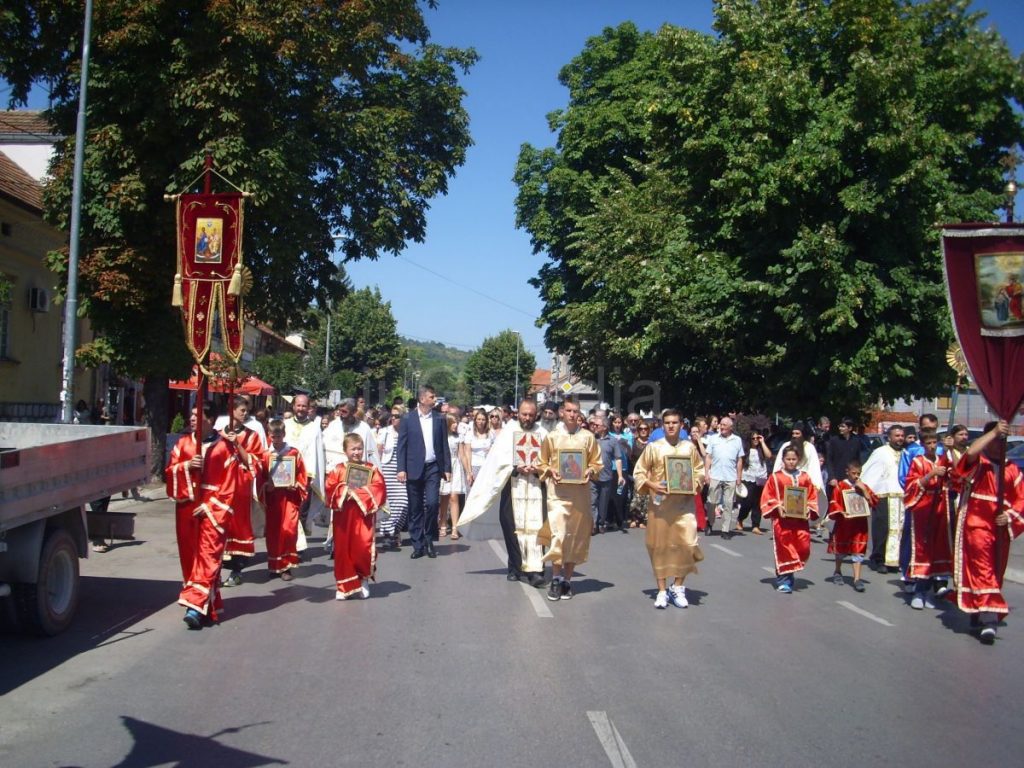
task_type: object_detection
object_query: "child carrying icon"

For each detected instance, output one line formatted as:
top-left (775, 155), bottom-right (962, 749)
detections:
top-left (325, 433), bottom-right (386, 600)
top-left (261, 419), bottom-right (308, 581)
top-left (826, 459), bottom-right (873, 592)
top-left (760, 445), bottom-right (819, 593)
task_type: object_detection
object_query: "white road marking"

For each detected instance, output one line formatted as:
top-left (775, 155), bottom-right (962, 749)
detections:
top-left (762, 566), bottom-right (776, 574)
top-left (837, 600), bottom-right (894, 627)
top-left (587, 711), bottom-right (638, 768)
top-left (710, 543), bottom-right (742, 558)
top-left (488, 539), bottom-right (552, 618)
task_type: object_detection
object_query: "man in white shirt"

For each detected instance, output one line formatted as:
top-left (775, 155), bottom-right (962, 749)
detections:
top-left (283, 393), bottom-right (326, 533)
top-left (704, 416), bottom-right (744, 539)
top-left (322, 397), bottom-right (379, 472)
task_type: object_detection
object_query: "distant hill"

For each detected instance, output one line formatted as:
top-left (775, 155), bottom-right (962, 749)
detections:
top-left (401, 337), bottom-right (471, 375)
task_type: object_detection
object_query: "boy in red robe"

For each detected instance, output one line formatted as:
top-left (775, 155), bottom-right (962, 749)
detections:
top-left (950, 420), bottom-right (1024, 643)
top-left (827, 459), bottom-right (872, 592)
top-left (164, 404), bottom-right (216, 582)
top-left (903, 429), bottom-right (953, 609)
top-left (221, 395), bottom-right (265, 587)
top-left (261, 419), bottom-right (308, 581)
top-left (325, 433), bottom-right (386, 600)
top-left (760, 445), bottom-right (819, 593)
top-left (178, 425), bottom-right (249, 629)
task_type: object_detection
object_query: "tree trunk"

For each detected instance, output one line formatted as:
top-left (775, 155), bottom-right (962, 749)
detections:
top-left (143, 376), bottom-right (170, 481)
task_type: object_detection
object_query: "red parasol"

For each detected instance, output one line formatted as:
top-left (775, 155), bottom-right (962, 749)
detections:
top-left (169, 366), bottom-right (275, 397)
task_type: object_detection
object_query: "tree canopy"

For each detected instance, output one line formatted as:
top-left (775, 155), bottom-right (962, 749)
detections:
top-left (463, 329), bottom-right (537, 405)
top-left (303, 286), bottom-right (404, 400)
top-left (0, 0), bottom-right (476, 407)
top-left (514, 0), bottom-right (1023, 415)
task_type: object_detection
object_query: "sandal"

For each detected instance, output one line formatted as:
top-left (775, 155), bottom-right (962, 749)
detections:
top-left (450, 531), bottom-right (461, 540)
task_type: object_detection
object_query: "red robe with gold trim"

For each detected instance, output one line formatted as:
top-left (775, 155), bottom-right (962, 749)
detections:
top-left (760, 470), bottom-right (819, 575)
top-left (949, 452), bottom-right (1024, 615)
top-left (903, 454), bottom-right (953, 579)
top-left (178, 438), bottom-right (245, 619)
top-left (224, 427), bottom-right (265, 558)
top-left (325, 464), bottom-right (386, 597)
top-left (260, 446), bottom-right (308, 574)
top-left (827, 479), bottom-right (870, 557)
top-left (165, 432), bottom-right (202, 582)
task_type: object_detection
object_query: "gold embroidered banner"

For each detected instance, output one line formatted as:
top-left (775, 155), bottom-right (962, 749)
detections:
top-left (173, 193), bottom-right (245, 363)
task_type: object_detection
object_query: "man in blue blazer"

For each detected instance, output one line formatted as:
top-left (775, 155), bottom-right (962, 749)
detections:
top-left (396, 385), bottom-right (452, 558)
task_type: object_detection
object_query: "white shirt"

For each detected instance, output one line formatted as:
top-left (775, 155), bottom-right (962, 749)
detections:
top-left (323, 418), bottom-right (379, 471)
top-left (706, 432), bottom-right (744, 482)
top-left (213, 415), bottom-right (268, 448)
top-left (419, 408), bottom-right (436, 463)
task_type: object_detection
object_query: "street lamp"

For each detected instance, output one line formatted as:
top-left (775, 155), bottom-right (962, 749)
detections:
top-left (512, 330), bottom-right (521, 406)
top-left (1006, 178), bottom-right (1018, 224)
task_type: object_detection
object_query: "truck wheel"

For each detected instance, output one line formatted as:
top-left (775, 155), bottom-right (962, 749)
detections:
top-left (14, 528), bottom-right (80, 636)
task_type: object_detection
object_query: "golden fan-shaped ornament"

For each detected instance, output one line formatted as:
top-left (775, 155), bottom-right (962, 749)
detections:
top-left (946, 342), bottom-right (968, 379)
top-left (240, 265), bottom-right (254, 296)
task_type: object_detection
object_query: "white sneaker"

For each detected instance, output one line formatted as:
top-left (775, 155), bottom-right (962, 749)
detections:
top-left (335, 590), bottom-right (347, 601)
top-left (669, 586), bottom-right (689, 609)
top-left (910, 596), bottom-right (924, 610)
top-left (654, 591), bottom-right (668, 609)
top-left (360, 579), bottom-right (371, 599)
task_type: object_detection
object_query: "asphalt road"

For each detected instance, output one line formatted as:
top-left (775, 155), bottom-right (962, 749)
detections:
top-left (2, 491), bottom-right (1022, 768)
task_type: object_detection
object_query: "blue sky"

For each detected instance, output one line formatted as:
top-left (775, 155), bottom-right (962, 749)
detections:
top-left (346, 0), bottom-right (1024, 367)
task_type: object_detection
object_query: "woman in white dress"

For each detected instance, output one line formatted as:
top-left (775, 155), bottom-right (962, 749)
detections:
top-left (463, 408), bottom-right (495, 488)
top-left (439, 414), bottom-right (467, 539)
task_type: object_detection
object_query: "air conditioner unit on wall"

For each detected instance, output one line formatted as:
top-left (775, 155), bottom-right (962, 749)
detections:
top-left (28, 287), bottom-right (50, 313)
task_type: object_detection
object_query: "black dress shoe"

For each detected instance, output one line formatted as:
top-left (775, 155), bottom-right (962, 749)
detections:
top-left (410, 549), bottom-right (426, 559)
top-left (507, 571), bottom-right (520, 582)
top-left (426, 542), bottom-right (437, 558)
top-left (704, 524), bottom-right (713, 536)
top-left (527, 573), bottom-right (546, 588)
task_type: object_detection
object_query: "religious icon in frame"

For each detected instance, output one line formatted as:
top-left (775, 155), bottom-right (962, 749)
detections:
top-left (269, 455), bottom-right (296, 488)
top-left (842, 489), bottom-right (871, 518)
top-left (344, 462), bottom-right (372, 490)
top-left (194, 217), bottom-right (224, 264)
top-left (664, 455), bottom-right (695, 495)
top-left (557, 448), bottom-right (586, 484)
top-left (781, 485), bottom-right (809, 519)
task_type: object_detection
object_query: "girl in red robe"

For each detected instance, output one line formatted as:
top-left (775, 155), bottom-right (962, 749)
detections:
top-left (761, 445), bottom-right (819, 593)
top-left (261, 420), bottom-right (308, 580)
top-left (325, 433), bottom-right (387, 600)
top-left (827, 459), bottom-right (872, 592)
top-left (950, 420), bottom-right (1024, 643)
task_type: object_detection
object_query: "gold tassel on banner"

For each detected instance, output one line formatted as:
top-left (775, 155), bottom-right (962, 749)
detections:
top-left (227, 263), bottom-right (243, 296)
top-left (172, 273), bottom-right (183, 306)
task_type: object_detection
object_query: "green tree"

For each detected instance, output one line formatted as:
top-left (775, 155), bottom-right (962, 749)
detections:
top-left (1, 0), bottom-right (476, 468)
top-left (251, 351), bottom-right (304, 396)
top-left (514, 2), bottom-right (1023, 415)
top-left (463, 330), bottom-right (536, 405)
top-left (304, 287), bottom-right (404, 400)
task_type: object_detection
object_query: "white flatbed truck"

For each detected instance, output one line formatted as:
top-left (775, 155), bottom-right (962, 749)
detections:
top-left (0, 423), bottom-right (151, 635)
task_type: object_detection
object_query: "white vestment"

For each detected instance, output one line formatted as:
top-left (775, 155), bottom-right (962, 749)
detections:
top-left (460, 424), bottom-right (548, 570)
top-left (861, 443), bottom-right (905, 566)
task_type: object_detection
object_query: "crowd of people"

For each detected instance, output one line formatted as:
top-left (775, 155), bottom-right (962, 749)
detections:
top-left (164, 388), bottom-right (1024, 644)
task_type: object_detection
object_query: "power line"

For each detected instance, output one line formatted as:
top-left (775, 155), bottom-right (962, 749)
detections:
top-left (395, 254), bottom-right (539, 319)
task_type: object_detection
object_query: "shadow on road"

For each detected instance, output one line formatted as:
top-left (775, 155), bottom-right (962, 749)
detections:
top-left (0, 575), bottom-right (181, 696)
top-left (94, 715), bottom-right (287, 768)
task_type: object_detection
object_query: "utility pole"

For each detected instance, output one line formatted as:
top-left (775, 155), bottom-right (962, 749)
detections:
top-left (60, 0), bottom-right (93, 423)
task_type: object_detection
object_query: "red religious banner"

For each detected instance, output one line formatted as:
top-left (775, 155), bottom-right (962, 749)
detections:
top-left (172, 193), bottom-right (246, 363)
top-left (941, 224), bottom-right (1024, 421)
